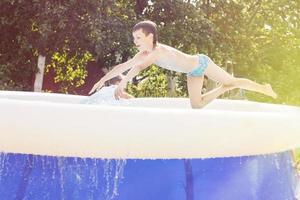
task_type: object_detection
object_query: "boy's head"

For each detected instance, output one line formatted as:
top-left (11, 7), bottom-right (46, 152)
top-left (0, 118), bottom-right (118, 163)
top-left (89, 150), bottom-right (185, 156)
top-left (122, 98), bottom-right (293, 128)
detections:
top-left (132, 20), bottom-right (158, 51)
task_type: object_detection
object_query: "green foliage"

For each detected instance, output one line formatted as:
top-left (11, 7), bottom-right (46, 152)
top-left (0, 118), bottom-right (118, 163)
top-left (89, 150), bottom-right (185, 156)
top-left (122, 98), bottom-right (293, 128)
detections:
top-left (296, 149), bottom-right (300, 159)
top-left (0, 0), bottom-right (37, 90)
top-left (127, 65), bottom-right (168, 97)
top-left (0, 0), bottom-right (136, 92)
top-left (174, 73), bottom-right (188, 97)
top-left (233, 0), bottom-right (300, 106)
top-left (295, 148), bottom-right (300, 172)
top-left (48, 50), bottom-right (93, 93)
top-left (1, 0), bottom-right (299, 106)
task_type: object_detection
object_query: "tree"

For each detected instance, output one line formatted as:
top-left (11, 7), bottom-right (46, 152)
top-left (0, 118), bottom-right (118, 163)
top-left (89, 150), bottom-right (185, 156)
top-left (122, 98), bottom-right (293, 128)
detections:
top-left (1, 0), bottom-right (299, 106)
top-left (0, 0), bottom-right (37, 90)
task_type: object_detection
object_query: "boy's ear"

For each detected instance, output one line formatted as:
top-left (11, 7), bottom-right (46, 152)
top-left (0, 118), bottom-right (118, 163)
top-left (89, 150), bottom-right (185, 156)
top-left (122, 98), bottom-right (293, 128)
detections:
top-left (147, 33), bottom-right (154, 40)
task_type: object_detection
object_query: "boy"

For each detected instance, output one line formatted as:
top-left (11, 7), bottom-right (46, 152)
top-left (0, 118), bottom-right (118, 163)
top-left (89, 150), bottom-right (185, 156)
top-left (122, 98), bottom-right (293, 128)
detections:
top-left (89, 20), bottom-right (277, 108)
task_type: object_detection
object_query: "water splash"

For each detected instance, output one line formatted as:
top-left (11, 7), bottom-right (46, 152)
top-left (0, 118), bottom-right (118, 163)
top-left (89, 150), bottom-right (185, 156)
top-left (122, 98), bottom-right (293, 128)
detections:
top-left (273, 153), bottom-right (281, 170)
top-left (0, 152), bottom-right (6, 181)
top-left (103, 159), bottom-right (126, 200)
top-left (83, 85), bottom-right (130, 106)
top-left (0, 153), bottom-right (127, 200)
top-left (55, 157), bottom-right (127, 200)
top-left (57, 157), bottom-right (66, 200)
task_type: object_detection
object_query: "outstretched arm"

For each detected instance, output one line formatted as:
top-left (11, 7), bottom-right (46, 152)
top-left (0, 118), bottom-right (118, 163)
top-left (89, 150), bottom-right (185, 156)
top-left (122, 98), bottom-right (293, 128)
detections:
top-left (89, 55), bottom-right (140, 94)
top-left (114, 52), bottom-right (156, 99)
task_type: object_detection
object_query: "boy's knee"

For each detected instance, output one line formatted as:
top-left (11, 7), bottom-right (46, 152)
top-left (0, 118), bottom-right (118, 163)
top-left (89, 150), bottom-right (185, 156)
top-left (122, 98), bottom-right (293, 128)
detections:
top-left (224, 78), bottom-right (238, 87)
top-left (190, 100), bottom-right (205, 109)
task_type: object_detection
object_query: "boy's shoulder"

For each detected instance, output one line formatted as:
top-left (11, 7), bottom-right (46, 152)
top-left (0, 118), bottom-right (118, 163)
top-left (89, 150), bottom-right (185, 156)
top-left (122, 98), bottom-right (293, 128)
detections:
top-left (157, 43), bottom-right (177, 52)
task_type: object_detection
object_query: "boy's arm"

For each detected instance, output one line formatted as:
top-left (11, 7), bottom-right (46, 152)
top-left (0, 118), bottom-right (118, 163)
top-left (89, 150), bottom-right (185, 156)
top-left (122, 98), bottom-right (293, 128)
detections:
top-left (114, 52), bottom-right (156, 99)
top-left (89, 56), bottom-right (138, 94)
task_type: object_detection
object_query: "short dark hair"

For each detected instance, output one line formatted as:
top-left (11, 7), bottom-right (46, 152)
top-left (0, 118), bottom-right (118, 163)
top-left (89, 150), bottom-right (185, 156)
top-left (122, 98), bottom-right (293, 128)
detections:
top-left (133, 20), bottom-right (158, 47)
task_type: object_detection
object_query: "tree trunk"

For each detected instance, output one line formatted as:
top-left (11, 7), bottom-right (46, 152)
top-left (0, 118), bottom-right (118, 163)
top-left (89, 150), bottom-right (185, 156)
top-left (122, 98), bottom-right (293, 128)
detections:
top-left (167, 75), bottom-right (175, 97)
top-left (34, 54), bottom-right (46, 92)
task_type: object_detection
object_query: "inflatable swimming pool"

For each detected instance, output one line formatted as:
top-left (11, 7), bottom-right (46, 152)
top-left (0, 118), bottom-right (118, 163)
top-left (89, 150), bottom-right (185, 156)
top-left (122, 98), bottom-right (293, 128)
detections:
top-left (0, 90), bottom-right (300, 159)
top-left (0, 90), bottom-right (299, 200)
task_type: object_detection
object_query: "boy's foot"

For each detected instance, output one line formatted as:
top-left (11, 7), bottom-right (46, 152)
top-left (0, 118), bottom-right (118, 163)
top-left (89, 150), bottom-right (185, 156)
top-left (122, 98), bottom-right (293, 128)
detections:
top-left (264, 84), bottom-right (277, 99)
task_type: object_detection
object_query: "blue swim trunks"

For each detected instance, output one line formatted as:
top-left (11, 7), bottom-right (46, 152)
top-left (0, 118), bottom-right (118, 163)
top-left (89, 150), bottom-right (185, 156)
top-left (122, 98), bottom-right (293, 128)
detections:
top-left (187, 54), bottom-right (210, 77)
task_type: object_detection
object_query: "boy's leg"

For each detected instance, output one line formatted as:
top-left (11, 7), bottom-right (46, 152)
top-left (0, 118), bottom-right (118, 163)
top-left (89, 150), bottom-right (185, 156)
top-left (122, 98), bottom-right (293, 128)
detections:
top-left (204, 61), bottom-right (277, 98)
top-left (232, 78), bottom-right (277, 98)
top-left (187, 76), bottom-right (230, 109)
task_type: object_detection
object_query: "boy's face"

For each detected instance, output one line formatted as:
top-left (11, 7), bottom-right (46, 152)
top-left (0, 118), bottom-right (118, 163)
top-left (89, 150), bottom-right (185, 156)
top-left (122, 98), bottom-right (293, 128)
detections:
top-left (132, 29), bottom-right (153, 51)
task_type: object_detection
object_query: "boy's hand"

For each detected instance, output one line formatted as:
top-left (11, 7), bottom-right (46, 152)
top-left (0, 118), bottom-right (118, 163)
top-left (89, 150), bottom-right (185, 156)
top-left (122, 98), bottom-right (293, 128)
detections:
top-left (89, 80), bottom-right (104, 95)
top-left (114, 82), bottom-right (133, 100)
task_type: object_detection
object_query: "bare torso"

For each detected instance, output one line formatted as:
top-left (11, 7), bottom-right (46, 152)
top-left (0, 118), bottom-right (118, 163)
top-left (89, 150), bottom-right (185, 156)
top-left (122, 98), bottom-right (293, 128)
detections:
top-left (153, 43), bottom-right (199, 73)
